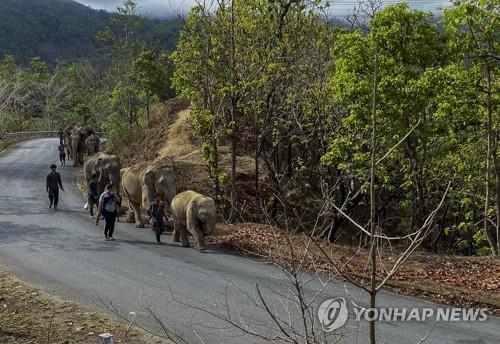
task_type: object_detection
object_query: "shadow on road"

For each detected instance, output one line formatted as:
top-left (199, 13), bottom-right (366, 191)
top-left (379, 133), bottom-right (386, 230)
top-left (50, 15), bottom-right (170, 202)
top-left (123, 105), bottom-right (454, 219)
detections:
top-left (0, 220), bottom-right (121, 253)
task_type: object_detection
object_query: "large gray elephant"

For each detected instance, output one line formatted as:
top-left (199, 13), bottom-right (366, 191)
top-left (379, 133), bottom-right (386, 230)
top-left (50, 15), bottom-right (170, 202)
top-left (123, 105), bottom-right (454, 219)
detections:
top-left (71, 126), bottom-right (94, 167)
top-left (85, 133), bottom-right (100, 156)
top-left (171, 190), bottom-right (216, 252)
top-left (84, 153), bottom-right (121, 195)
top-left (122, 162), bottom-right (176, 228)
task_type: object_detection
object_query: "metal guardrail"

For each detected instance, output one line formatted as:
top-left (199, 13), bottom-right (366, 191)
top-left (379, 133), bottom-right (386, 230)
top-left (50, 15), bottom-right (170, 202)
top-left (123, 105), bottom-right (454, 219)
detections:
top-left (3, 131), bottom-right (107, 141)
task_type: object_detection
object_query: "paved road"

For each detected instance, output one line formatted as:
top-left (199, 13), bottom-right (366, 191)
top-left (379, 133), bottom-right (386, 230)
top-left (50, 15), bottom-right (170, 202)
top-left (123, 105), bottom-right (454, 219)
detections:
top-left (0, 138), bottom-right (499, 344)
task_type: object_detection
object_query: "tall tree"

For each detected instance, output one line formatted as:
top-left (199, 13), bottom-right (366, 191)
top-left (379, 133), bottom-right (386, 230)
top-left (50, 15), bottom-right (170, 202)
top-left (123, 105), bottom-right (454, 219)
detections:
top-left (444, 0), bottom-right (500, 255)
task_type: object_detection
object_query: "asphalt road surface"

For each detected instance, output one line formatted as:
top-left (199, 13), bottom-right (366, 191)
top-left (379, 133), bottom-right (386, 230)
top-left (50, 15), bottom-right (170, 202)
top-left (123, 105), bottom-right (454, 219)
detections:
top-left (0, 138), bottom-right (499, 344)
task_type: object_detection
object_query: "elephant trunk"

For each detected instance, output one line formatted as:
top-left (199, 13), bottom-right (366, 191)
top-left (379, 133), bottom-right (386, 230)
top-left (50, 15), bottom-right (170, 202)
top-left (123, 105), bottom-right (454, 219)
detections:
top-left (203, 218), bottom-right (216, 236)
top-left (110, 172), bottom-right (121, 194)
top-left (142, 188), bottom-right (153, 210)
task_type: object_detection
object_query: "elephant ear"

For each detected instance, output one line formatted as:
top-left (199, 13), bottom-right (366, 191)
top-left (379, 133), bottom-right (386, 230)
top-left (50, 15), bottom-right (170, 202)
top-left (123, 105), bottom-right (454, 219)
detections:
top-left (143, 170), bottom-right (157, 202)
top-left (143, 170), bottom-right (155, 187)
top-left (186, 198), bottom-right (199, 232)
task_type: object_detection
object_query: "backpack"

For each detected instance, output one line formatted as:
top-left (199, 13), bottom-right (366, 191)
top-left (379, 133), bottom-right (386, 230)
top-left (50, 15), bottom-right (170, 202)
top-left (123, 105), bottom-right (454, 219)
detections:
top-left (102, 193), bottom-right (117, 215)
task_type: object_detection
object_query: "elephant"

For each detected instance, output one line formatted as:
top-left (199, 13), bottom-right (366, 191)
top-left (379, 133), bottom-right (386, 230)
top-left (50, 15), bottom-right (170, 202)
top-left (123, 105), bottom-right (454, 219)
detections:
top-left (85, 133), bottom-right (100, 156)
top-left (170, 190), bottom-right (216, 252)
top-left (63, 126), bottom-right (73, 145)
top-left (71, 126), bottom-right (94, 167)
top-left (84, 153), bottom-right (121, 195)
top-left (122, 162), bottom-right (176, 228)
top-left (65, 143), bottom-right (72, 161)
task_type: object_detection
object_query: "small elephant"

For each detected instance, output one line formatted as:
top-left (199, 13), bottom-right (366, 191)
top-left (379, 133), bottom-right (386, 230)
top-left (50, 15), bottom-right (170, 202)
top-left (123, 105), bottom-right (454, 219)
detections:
top-left (171, 190), bottom-right (216, 252)
top-left (122, 162), bottom-right (176, 228)
top-left (84, 153), bottom-right (121, 195)
top-left (85, 133), bottom-right (100, 156)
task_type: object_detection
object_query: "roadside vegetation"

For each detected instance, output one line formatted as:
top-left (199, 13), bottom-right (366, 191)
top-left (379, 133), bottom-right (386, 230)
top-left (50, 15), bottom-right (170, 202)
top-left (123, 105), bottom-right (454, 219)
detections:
top-left (0, 0), bottom-right (498, 343)
top-left (0, 271), bottom-right (148, 344)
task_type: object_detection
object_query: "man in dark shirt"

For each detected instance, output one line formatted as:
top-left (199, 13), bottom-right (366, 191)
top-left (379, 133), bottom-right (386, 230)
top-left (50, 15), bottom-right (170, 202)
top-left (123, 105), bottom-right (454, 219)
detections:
top-left (46, 164), bottom-right (65, 210)
top-left (87, 174), bottom-right (99, 218)
top-left (147, 192), bottom-right (168, 244)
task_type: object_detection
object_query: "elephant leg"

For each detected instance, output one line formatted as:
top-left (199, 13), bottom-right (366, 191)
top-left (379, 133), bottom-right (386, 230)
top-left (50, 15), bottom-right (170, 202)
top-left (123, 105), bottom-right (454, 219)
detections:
top-left (125, 208), bottom-right (135, 223)
top-left (123, 190), bottom-right (135, 224)
top-left (189, 224), bottom-right (205, 251)
top-left (172, 222), bottom-right (180, 242)
top-left (174, 223), bottom-right (189, 247)
top-left (130, 201), bottom-right (144, 228)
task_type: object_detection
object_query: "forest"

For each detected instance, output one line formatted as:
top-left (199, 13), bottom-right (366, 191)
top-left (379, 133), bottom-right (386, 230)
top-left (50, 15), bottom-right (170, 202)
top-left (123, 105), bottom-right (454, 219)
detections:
top-left (0, 0), bottom-right (182, 65)
top-left (0, 0), bottom-right (498, 259)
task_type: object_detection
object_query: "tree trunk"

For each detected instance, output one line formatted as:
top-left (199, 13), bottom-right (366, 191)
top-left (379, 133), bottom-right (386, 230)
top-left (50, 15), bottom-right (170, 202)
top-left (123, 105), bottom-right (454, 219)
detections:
top-left (146, 90), bottom-right (150, 126)
top-left (228, 0), bottom-right (238, 222)
top-left (369, 46), bottom-right (379, 344)
top-left (484, 63), bottom-right (498, 256)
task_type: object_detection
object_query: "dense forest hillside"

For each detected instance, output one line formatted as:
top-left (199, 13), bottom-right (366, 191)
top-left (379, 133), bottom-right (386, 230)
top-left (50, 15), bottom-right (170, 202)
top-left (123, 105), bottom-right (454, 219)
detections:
top-left (0, 0), bottom-right (181, 65)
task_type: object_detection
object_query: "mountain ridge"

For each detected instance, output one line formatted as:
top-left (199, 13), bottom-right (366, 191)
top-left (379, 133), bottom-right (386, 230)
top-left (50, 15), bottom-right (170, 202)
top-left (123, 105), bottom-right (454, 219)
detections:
top-left (0, 0), bottom-right (181, 65)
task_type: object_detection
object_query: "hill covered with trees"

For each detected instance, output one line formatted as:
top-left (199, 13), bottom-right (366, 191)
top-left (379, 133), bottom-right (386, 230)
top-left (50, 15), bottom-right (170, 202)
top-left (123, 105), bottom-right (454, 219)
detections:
top-left (0, 0), bottom-right (181, 65)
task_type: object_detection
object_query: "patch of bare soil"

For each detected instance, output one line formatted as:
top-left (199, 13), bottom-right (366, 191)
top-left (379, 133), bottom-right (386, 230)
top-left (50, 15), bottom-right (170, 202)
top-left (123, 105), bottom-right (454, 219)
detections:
top-left (0, 271), bottom-right (154, 344)
top-left (0, 140), bottom-right (9, 152)
top-left (207, 223), bottom-right (500, 314)
top-left (120, 99), bottom-right (267, 205)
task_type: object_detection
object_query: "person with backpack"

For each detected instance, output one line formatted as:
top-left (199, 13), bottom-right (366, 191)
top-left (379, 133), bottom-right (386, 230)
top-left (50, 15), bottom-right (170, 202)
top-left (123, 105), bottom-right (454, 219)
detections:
top-left (46, 164), bottom-right (65, 210)
top-left (147, 192), bottom-right (169, 245)
top-left (96, 184), bottom-right (118, 241)
top-left (87, 174), bottom-right (99, 218)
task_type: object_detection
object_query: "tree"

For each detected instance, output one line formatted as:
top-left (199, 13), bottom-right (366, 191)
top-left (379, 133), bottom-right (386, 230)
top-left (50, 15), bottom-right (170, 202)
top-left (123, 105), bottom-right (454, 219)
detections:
top-left (444, 0), bottom-right (499, 255)
top-left (131, 49), bottom-right (175, 124)
top-left (98, 0), bottom-right (146, 132)
top-left (174, 0), bottom-right (334, 224)
top-left (173, 3), bottom-right (224, 203)
top-left (321, 4), bottom-right (454, 342)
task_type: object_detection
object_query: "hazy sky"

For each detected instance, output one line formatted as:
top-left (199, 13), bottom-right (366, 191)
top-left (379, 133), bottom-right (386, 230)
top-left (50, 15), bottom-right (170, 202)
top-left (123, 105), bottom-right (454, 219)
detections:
top-left (75, 0), bottom-right (453, 18)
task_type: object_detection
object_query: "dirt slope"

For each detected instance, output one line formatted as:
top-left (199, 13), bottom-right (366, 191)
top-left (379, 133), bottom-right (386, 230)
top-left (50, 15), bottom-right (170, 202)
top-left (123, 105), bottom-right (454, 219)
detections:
top-left (121, 99), bottom-right (263, 199)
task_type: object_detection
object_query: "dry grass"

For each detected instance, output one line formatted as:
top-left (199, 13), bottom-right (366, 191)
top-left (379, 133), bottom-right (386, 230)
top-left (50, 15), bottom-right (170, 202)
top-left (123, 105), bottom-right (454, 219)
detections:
top-left (0, 271), bottom-right (153, 344)
top-left (207, 223), bottom-right (500, 314)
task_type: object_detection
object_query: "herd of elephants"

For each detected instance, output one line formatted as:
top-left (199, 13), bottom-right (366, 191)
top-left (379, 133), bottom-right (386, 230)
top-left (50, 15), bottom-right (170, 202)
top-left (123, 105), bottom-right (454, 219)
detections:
top-left (62, 125), bottom-right (217, 252)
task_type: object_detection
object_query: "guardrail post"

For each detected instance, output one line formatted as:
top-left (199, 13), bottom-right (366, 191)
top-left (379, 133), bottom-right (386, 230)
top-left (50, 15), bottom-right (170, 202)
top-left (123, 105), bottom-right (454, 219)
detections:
top-left (98, 333), bottom-right (114, 344)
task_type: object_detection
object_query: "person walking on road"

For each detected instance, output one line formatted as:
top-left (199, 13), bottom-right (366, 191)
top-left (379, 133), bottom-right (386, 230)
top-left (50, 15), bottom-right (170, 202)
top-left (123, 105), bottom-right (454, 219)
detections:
top-left (96, 184), bottom-right (118, 241)
top-left (57, 128), bottom-right (64, 145)
top-left (58, 143), bottom-right (66, 166)
top-left (147, 192), bottom-right (168, 245)
top-left (87, 174), bottom-right (99, 218)
top-left (46, 164), bottom-right (64, 210)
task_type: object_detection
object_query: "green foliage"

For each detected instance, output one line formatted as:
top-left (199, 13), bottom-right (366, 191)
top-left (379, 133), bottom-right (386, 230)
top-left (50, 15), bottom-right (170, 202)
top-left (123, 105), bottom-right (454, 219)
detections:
top-left (131, 50), bottom-right (175, 102)
top-left (0, 0), bottom-right (182, 66)
top-left (171, 0), bottom-right (499, 254)
top-left (474, 230), bottom-right (493, 256)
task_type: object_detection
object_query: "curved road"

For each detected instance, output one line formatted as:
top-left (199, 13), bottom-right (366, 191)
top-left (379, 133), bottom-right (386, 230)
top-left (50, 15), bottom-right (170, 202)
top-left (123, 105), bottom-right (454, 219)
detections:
top-left (0, 139), bottom-right (499, 344)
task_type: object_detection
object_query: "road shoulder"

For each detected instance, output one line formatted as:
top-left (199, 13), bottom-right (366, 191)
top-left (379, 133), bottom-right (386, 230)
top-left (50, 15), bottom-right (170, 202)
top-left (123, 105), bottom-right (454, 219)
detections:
top-left (0, 269), bottom-right (148, 344)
